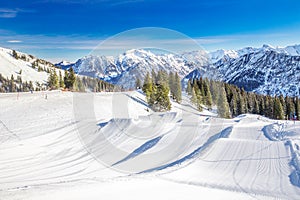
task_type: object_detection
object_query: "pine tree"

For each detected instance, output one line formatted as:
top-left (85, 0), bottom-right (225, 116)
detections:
top-left (169, 71), bottom-right (175, 98)
top-left (10, 75), bottom-right (16, 92)
top-left (295, 97), bottom-right (300, 120)
top-left (12, 50), bottom-right (18, 59)
top-left (191, 86), bottom-right (197, 105)
top-left (64, 67), bottom-right (76, 89)
top-left (230, 91), bottom-right (238, 117)
top-left (237, 92), bottom-right (246, 115)
top-left (186, 79), bottom-right (192, 95)
top-left (217, 86), bottom-right (231, 118)
top-left (151, 84), bottom-right (171, 112)
top-left (194, 86), bottom-right (203, 111)
top-left (253, 97), bottom-right (260, 115)
top-left (286, 97), bottom-right (295, 120)
top-left (142, 72), bottom-right (153, 102)
top-left (38, 66), bottom-right (42, 72)
top-left (210, 80), bottom-right (219, 105)
top-left (59, 71), bottom-right (65, 88)
top-left (29, 81), bottom-right (34, 91)
top-left (203, 79), bottom-right (212, 109)
top-left (273, 97), bottom-right (285, 120)
top-left (48, 70), bottom-right (59, 89)
top-left (280, 95), bottom-right (287, 117)
top-left (173, 72), bottom-right (182, 103)
top-left (68, 67), bottom-right (76, 89)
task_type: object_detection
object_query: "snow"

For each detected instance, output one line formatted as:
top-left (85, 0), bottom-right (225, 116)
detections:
top-left (262, 121), bottom-right (300, 187)
top-left (1, 91), bottom-right (300, 199)
top-left (0, 47), bottom-right (48, 85)
top-left (0, 47), bottom-right (64, 88)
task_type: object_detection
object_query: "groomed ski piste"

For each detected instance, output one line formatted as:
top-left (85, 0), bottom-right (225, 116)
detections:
top-left (0, 90), bottom-right (300, 200)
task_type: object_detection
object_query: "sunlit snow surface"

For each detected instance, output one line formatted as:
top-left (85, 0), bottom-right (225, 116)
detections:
top-left (0, 91), bottom-right (300, 199)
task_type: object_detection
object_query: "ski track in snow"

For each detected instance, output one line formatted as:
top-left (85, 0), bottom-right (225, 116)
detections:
top-left (0, 91), bottom-right (300, 199)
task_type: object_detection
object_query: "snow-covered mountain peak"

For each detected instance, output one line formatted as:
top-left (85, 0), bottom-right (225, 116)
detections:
top-left (122, 49), bottom-right (156, 58)
top-left (261, 44), bottom-right (275, 50)
top-left (209, 49), bottom-right (239, 63)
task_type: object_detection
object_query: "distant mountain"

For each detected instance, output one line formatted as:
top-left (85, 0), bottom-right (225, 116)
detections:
top-left (212, 45), bottom-right (300, 97)
top-left (70, 44), bottom-right (300, 96)
top-left (55, 60), bottom-right (73, 70)
top-left (4, 43), bottom-right (300, 97)
top-left (69, 49), bottom-right (210, 89)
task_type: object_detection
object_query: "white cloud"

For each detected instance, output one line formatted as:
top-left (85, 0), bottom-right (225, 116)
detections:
top-left (7, 40), bottom-right (22, 43)
top-left (0, 8), bottom-right (34, 18)
top-left (0, 9), bottom-right (18, 18)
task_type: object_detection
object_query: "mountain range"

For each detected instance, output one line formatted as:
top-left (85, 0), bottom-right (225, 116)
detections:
top-left (0, 44), bottom-right (299, 97)
top-left (57, 44), bottom-right (300, 96)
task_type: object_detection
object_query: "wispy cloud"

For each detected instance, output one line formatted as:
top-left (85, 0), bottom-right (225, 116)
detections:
top-left (0, 8), bottom-right (34, 18)
top-left (0, 28), bottom-right (300, 62)
top-left (7, 40), bottom-right (22, 43)
top-left (0, 9), bottom-right (18, 18)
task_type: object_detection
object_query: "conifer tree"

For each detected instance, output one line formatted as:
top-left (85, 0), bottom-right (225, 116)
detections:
top-left (210, 80), bottom-right (219, 105)
top-left (217, 86), bottom-right (230, 118)
top-left (173, 72), bottom-right (182, 103)
top-left (273, 97), bottom-right (285, 120)
top-left (169, 72), bottom-right (175, 98)
top-left (253, 97), bottom-right (260, 114)
top-left (186, 79), bottom-right (192, 95)
top-left (10, 75), bottom-right (16, 92)
top-left (29, 81), bottom-right (34, 91)
top-left (151, 84), bottom-right (171, 111)
top-left (286, 97), bottom-right (295, 120)
top-left (64, 68), bottom-right (76, 89)
top-left (280, 95), bottom-right (287, 117)
top-left (237, 92), bottom-right (246, 115)
top-left (48, 70), bottom-right (59, 89)
top-left (12, 50), bottom-right (18, 59)
top-left (142, 72), bottom-right (152, 102)
top-left (191, 86), bottom-right (198, 105)
top-left (59, 71), bottom-right (65, 88)
top-left (68, 67), bottom-right (76, 89)
top-left (295, 97), bottom-right (300, 120)
top-left (203, 79), bottom-right (212, 109)
top-left (230, 91), bottom-right (238, 117)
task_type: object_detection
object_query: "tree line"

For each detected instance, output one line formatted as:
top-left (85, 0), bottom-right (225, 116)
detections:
top-left (187, 78), bottom-right (300, 120)
top-left (47, 67), bottom-right (115, 92)
top-left (0, 73), bottom-right (35, 93)
top-left (0, 67), bottom-right (115, 93)
top-left (141, 70), bottom-right (182, 112)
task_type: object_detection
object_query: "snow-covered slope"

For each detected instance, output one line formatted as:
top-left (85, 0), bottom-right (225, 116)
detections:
top-left (0, 47), bottom-right (62, 88)
top-left (0, 92), bottom-right (300, 199)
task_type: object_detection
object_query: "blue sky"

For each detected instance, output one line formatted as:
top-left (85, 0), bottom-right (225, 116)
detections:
top-left (0, 0), bottom-right (300, 62)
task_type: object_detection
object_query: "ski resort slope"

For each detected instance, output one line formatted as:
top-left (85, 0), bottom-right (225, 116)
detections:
top-left (0, 47), bottom-right (64, 87)
top-left (0, 91), bottom-right (300, 200)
